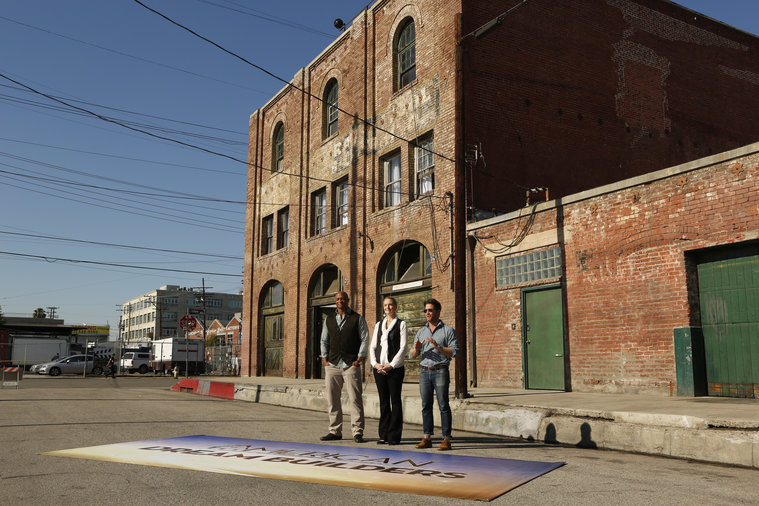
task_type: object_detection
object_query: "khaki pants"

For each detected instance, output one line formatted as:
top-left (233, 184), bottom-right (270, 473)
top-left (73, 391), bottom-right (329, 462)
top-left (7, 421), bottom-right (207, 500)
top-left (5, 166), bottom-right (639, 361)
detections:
top-left (325, 364), bottom-right (364, 437)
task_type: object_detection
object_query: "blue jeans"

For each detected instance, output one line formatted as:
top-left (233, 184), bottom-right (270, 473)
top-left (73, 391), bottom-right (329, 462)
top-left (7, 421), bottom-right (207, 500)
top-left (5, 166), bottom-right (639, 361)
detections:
top-left (419, 367), bottom-right (452, 439)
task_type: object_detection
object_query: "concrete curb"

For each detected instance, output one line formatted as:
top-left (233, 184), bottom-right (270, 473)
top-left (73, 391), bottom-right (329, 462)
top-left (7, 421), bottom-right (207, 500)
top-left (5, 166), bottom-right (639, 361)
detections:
top-left (172, 379), bottom-right (759, 469)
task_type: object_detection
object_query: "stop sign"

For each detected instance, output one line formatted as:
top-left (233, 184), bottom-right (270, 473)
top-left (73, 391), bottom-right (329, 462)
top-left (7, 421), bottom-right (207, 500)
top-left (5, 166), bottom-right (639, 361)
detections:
top-left (180, 315), bottom-right (196, 331)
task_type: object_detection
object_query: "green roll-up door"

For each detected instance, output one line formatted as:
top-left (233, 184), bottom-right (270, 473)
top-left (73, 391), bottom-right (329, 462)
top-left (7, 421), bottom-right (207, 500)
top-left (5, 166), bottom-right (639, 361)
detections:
top-left (697, 245), bottom-right (759, 398)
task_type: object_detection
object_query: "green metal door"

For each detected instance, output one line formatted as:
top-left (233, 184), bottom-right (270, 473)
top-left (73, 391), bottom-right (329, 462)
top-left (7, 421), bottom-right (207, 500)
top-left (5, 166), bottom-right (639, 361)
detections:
top-left (263, 313), bottom-right (283, 376)
top-left (697, 246), bottom-right (759, 398)
top-left (523, 286), bottom-right (565, 390)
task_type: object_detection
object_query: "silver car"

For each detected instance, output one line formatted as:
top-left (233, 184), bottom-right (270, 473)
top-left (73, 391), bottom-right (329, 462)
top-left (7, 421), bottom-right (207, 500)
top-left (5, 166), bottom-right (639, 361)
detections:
top-left (35, 354), bottom-right (99, 376)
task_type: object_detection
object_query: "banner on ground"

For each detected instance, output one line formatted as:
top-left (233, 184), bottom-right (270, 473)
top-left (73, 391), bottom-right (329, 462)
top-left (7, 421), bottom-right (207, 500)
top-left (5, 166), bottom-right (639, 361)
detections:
top-left (43, 435), bottom-right (563, 501)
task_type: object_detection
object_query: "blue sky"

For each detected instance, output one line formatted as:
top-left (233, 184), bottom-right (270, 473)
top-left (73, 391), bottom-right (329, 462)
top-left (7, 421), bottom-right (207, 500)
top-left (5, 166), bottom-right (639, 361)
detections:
top-left (0, 1), bottom-right (757, 338)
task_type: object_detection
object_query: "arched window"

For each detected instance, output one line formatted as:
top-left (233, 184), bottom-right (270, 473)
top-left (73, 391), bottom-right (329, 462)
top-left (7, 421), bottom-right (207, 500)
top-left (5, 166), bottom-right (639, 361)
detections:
top-left (272, 122), bottom-right (284, 172)
top-left (382, 241), bottom-right (431, 286)
top-left (396, 19), bottom-right (416, 90)
top-left (323, 79), bottom-right (339, 138)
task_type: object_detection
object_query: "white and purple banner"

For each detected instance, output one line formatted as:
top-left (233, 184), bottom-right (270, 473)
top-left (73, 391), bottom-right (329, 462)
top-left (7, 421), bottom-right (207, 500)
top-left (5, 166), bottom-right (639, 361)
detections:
top-left (44, 435), bottom-right (563, 501)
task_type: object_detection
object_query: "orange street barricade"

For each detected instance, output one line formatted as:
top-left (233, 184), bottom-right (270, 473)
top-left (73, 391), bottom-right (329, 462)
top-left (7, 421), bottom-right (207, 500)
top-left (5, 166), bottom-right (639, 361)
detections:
top-left (2, 366), bottom-right (22, 389)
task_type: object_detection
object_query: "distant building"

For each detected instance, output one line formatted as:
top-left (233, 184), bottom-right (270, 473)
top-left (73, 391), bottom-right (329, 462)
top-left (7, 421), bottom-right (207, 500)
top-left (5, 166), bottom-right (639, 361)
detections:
top-left (120, 285), bottom-right (243, 344)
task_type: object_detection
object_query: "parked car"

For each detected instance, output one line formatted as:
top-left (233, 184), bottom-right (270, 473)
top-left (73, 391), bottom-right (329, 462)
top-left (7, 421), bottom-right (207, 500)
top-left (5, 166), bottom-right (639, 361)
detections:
top-left (120, 352), bottom-right (151, 374)
top-left (34, 354), bottom-right (100, 376)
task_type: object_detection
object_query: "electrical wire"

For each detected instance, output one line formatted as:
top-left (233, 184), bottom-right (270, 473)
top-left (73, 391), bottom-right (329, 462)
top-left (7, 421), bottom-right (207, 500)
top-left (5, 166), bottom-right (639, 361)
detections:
top-left (0, 136), bottom-right (244, 176)
top-left (472, 203), bottom-right (539, 254)
top-left (0, 71), bottom-right (449, 205)
top-left (132, 0), bottom-right (455, 165)
top-left (0, 230), bottom-right (242, 259)
top-left (0, 14), bottom-right (270, 95)
top-left (0, 250), bottom-right (241, 277)
top-left (196, 0), bottom-right (336, 38)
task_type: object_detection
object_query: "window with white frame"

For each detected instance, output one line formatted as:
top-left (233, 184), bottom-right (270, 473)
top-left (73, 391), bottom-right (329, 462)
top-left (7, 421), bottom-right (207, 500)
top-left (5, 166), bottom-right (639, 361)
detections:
top-left (415, 134), bottom-right (434, 196)
top-left (334, 178), bottom-right (349, 227)
top-left (384, 153), bottom-right (402, 207)
top-left (396, 19), bottom-right (416, 90)
top-left (277, 207), bottom-right (289, 249)
top-left (273, 122), bottom-right (284, 171)
top-left (262, 214), bottom-right (274, 255)
top-left (323, 79), bottom-right (338, 138)
top-left (312, 189), bottom-right (327, 236)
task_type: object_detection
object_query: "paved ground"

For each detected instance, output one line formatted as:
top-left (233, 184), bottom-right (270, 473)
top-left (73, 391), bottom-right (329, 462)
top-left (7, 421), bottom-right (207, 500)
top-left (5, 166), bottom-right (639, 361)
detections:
top-left (1, 376), bottom-right (758, 505)
top-left (174, 375), bottom-right (759, 468)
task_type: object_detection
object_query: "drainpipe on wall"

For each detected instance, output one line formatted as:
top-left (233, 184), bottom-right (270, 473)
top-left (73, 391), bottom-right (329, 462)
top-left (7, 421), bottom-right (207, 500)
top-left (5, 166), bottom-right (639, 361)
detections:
top-left (454, 12), bottom-right (469, 399)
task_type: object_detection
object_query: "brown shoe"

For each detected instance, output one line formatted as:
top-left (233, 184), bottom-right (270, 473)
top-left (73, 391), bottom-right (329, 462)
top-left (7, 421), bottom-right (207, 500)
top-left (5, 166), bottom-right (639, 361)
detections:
top-left (438, 438), bottom-right (451, 451)
top-left (415, 437), bottom-right (432, 449)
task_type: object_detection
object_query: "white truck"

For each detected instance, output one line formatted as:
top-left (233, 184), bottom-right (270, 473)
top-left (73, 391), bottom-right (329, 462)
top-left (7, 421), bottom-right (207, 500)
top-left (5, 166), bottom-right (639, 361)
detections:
top-left (151, 338), bottom-right (205, 375)
top-left (11, 337), bottom-right (69, 369)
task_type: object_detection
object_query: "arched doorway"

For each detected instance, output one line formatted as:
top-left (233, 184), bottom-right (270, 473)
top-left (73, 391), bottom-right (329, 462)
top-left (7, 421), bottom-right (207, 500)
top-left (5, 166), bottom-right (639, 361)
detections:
top-left (378, 241), bottom-right (432, 382)
top-left (260, 281), bottom-right (284, 376)
top-left (308, 264), bottom-right (344, 379)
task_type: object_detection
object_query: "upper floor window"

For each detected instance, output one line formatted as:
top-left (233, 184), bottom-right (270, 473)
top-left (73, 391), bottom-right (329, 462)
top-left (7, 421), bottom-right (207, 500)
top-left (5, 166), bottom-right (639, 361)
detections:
top-left (334, 178), bottom-right (349, 227)
top-left (272, 122), bottom-right (284, 172)
top-left (161, 296), bottom-right (178, 305)
top-left (262, 214), bottom-right (274, 255)
top-left (396, 19), bottom-right (416, 90)
top-left (277, 207), bottom-right (289, 249)
top-left (323, 79), bottom-right (339, 138)
top-left (415, 134), bottom-right (434, 196)
top-left (312, 188), bottom-right (327, 236)
top-left (383, 153), bottom-right (402, 207)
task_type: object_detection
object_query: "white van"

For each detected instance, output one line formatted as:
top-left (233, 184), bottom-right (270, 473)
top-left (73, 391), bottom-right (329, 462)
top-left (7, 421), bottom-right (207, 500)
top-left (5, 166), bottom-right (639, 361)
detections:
top-left (120, 352), bottom-right (151, 374)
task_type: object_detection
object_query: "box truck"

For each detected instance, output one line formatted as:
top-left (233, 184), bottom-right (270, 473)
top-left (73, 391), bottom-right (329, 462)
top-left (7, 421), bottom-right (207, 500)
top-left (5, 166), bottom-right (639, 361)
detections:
top-left (11, 337), bottom-right (68, 369)
top-left (151, 338), bottom-right (205, 375)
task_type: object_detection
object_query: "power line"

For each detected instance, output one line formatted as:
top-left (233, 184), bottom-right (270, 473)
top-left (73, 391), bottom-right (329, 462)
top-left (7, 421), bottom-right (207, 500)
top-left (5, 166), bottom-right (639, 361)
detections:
top-left (0, 230), bottom-right (243, 260)
top-left (0, 250), bottom-right (241, 277)
top-left (0, 71), bottom-right (447, 204)
top-left (196, 0), bottom-right (336, 38)
top-left (0, 82), bottom-right (246, 136)
top-left (0, 150), bottom-right (244, 211)
top-left (0, 136), bottom-right (245, 176)
top-left (0, 14), bottom-right (271, 96)
top-left (0, 172), bottom-right (243, 234)
top-left (0, 87), bottom-right (245, 147)
top-left (0, 164), bottom-right (243, 227)
top-left (131, 0), bottom-right (456, 165)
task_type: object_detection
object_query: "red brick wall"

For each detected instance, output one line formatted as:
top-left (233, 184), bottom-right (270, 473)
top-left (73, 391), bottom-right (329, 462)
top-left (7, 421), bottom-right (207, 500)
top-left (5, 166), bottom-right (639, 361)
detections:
top-left (471, 145), bottom-right (759, 394)
top-left (462, 0), bottom-right (759, 212)
top-left (243, 0), bottom-right (464, 379)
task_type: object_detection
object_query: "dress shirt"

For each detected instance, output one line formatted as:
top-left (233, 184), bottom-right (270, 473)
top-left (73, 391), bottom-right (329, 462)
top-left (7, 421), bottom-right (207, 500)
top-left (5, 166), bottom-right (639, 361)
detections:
top-left (320, 308), bottom-right (369, 369)
top-left (412, 320), bottom-right (459, 368)
top-left (369, 317), bottom-right (408, 370)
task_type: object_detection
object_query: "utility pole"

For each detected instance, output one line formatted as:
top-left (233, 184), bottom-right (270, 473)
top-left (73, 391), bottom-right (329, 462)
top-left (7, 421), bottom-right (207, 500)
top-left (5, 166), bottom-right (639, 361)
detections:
top-left (46, 306), bottom-right (59, 319)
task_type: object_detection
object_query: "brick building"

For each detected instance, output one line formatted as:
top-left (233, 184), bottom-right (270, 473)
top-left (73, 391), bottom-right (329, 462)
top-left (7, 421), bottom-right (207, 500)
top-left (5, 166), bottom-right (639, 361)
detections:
top-left (469, 144), bottom-right (759, 396)
top-left (242, 0), bottom-right (759, 395)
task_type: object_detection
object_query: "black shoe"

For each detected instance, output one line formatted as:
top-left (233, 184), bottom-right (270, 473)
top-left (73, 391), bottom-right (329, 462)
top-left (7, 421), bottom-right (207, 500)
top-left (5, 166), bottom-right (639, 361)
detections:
top-left (354, 434), bottom-right (366, 443)
top-left (387, 441), bottom-right (400, 445)
top-left (376, 439), bottom-right (387, 445)
top-left (320, 433), bottom-right (341, 441)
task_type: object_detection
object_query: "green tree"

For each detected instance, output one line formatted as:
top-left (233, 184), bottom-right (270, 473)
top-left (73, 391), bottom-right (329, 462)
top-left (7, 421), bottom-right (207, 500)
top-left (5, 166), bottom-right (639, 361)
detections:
top-left (32, 307), bottom-right (47, 319)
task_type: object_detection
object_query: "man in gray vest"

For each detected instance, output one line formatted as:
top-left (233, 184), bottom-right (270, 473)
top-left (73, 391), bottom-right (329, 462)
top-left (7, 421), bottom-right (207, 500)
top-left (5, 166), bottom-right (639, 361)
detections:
top-left (319, 291), bottom-right (369, 443)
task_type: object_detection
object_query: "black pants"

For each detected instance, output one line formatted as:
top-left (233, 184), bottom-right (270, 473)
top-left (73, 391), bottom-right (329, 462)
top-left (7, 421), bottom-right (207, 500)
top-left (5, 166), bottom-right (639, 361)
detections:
top-left (373, 366), bottom-right (405, 443)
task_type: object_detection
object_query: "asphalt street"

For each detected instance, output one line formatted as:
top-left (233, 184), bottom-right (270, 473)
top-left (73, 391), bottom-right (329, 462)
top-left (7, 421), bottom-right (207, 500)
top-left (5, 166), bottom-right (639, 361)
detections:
top-left (1, 376), bottom-right (757, 505)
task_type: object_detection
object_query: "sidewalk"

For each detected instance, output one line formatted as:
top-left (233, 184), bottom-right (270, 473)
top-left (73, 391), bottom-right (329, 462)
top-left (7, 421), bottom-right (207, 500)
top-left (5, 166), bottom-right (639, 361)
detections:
top-left (172, 375), bottom-right (759, 469)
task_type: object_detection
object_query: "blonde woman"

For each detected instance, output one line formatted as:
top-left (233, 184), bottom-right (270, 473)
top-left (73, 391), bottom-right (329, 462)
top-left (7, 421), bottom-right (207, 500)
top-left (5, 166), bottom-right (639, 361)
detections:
top-left (370, 296), bottom-right (407, 445)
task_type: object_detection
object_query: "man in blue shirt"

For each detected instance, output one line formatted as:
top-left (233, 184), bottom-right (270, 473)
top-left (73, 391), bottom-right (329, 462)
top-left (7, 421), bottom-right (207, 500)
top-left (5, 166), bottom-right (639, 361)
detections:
top-left (409, 298), bottom-right (459, 451)
top-left (319, 291), bottom-right (369, 443)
